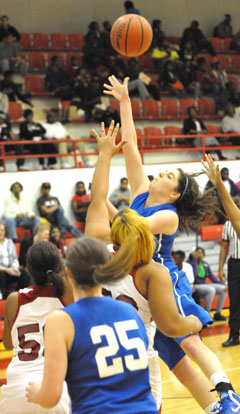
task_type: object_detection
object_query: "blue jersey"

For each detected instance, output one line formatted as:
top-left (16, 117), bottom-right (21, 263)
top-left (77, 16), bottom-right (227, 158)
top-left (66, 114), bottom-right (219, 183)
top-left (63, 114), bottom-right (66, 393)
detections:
top-left (62, 296), bottom-right (157, 414)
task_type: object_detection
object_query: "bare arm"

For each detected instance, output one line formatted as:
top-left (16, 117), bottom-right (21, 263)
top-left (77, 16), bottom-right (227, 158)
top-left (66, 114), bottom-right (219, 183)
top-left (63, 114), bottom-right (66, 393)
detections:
top-left (202, 154), bottom-right (240, 239)
top-left (146, 262), bottom-right (202, 337)
top-left (3, 292), bottom-right (18, 349)
top-left (84, 121), bottom-right (124, 242)
top-left (26, 311), bottom-right (73, 408)
top-left (106, 199), bottom-right (119, 222)
top-left (146, 209), bottom-right (179, 235)
top-left (104, 76), bottom-right (149, 200)
top-left (218, 240), bottom-right (229, 282)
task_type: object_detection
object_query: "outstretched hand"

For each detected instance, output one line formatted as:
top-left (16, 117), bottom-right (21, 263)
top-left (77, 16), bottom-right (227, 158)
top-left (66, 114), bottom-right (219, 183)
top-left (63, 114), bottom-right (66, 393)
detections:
top-left (103, 75), bottom-right (129, 102)
top-left (201, 153), bottom-right (222, 187)
top-left (91, 120), bottom-right (126, 157)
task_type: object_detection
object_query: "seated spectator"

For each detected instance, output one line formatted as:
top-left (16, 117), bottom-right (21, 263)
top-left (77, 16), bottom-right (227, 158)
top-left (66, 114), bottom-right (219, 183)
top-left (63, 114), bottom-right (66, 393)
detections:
top-left (160, 60), bottom-right (186, 98)
top-left (0, 15), bottom-right (20, 43)
top-left (37, 182), bottom-right (82, 238)
top-left (205, 167), bottom-right (240, 202)
top-left (84, 21), bottom-right (103, 46)
top-left (109, 177), bottom-right (131, 211)
top-left (0, 32), bottom-right (27, 77)
top-left (3, 181), bottom-right (39, 241)
top-left (0, 91), bottom-right (8, 114)
top-left (0, 111), bottom-right (18, 172)
top-left (71, 181), bottom-right (91, 222)
top-left (181, 20), bottom-right (216, 56)
top-left (82, 36), bottom-right (106, 70)
top-left (151, 20), bottom-right (165, 49)
top-left (230, 28), bottom-right (240, 52)
top-left (101, 21), bottom-right (116, 56)
top-left (183, 106), bottom-right (226, 160)
top-left (172, 250), bottom-right (195, 286)
top-left (152, 39), bottom-right (179, 70)
top-left (209, 61), bottom-right (230, 111)
top-left (19, 109), bottom-right (58, 170)
top-left (179, 60), bottom-right (201, 98)
top-left (179, 40), bottom-right (197, 63)
top-left (0, 222), bottom-right (30, 299)
top-left (67, 56), bottom-right (81, 82)
top-left (49, 225), bottom-right (67, 258)
top-left (126, 57), bottom-right (160, 100)
top-left (195, 57), bottom-right (220, 97)
top-left (235, 175), bottom-right (240, 191)
top-left (45, 56), bottom-right (70, 99)
top-left (221, 103), bottom-right (240, 145)
top-left (187, 247), bottom-right (227, 321)
top-left (124, 0), bottom-right (141, 14)
top-left (19, 222), bottom-right (50, 267)
top-left (1, 70), bottom-right (33, 106)
top-left (213, 14), bottom-right (233, 39)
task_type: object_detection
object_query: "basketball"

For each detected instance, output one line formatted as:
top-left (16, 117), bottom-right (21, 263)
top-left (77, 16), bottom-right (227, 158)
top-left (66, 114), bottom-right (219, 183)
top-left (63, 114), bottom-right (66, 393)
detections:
top-left (110, 14), bottom-right (153, 57)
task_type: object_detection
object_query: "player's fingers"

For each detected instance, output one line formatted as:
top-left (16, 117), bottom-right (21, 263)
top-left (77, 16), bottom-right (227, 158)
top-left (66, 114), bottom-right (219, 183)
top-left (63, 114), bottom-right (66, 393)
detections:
top-left (116, 140), bottom-right (127, 152)
top-left (103, 90), bottom-right (113, 95)
top-left (91, 129), bottom-right (100, 141)
top-left (108, 120), bottom-right (115, 136)
top-left (123, 77), bottom-right (130, 86)
top-left (108, 75), bottom-right (115, 85)
top-left (112, 123), bottom-right (120, 138)
top-left (103, 83), bottom-right (112, 90)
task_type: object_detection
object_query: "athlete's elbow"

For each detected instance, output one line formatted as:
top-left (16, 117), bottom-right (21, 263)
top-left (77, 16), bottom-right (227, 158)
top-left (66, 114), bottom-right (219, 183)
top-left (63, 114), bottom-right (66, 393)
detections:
top-left (41, 393), bottom-right (61, 408)
top-left (157, 322), bottom-right (180, 338)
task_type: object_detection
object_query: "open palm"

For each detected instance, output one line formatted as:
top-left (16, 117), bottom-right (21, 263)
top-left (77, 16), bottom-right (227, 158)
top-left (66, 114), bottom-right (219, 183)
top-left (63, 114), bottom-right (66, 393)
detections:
top-left (201, 154), bottom-right (222, 187)
top-left (104, 75), bottom-right (129, 102)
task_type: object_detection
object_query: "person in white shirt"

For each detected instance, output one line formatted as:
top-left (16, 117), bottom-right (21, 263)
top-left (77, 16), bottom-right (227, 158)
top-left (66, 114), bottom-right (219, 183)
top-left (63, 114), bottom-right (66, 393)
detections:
top-left (172, 250), bottom-right (194, 285)
top-left (221, 103), bottom-right (240, 146)
top-left (3, 182), bottom-right (40, 241)
top-left (43, 111), bottom-right (93, 168)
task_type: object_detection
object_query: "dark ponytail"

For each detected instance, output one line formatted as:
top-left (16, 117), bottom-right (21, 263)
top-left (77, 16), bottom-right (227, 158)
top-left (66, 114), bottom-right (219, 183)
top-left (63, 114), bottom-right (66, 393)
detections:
top-left (66, 236), bottom-right (137, 288)
top-left (26, 241), bottom-right (64, 297)
top-left (174, 168), bottom-right (220, 231)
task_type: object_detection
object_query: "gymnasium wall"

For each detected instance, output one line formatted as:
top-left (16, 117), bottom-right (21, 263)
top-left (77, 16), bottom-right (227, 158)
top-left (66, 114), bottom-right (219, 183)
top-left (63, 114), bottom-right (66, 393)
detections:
top-left (2, 0), bottom-right (240, 37)
top-left (0, 160), bottom-right (238, 221)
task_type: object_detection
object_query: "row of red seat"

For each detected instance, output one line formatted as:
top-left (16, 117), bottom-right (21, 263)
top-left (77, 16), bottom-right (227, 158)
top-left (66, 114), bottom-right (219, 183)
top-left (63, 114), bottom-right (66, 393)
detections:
top-left (20, 33), bottom-right (84, 51)
top-left (22, 52), bottom-right (82, 72)
top-left (167, 36), bottom-right (235, 54)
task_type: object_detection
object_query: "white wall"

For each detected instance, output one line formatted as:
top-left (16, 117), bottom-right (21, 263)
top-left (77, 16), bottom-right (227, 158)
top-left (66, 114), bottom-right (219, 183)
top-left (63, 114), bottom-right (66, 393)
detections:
top-left (2, 0), bottom-right (240, 37)
top-left (1, 159), bottom-right (238, 222)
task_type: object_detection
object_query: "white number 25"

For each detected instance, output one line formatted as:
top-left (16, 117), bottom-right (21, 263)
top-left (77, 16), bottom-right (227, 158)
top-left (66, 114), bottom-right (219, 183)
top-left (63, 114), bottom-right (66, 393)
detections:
top-left (90, 319), bottom-right (148, 378)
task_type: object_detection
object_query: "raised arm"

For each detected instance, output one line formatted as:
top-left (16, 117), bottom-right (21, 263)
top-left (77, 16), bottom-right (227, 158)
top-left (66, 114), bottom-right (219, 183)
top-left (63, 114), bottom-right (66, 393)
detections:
top-left (104, 75), bottom-right (149, 200)
top-left (202, 154), bottom-right (240, 239)
top-left (84, 121), bottom-right (124, 242)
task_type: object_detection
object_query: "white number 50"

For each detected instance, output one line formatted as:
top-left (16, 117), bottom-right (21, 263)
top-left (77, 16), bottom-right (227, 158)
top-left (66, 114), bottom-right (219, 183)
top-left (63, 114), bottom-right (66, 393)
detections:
top-left (90, 319), bottom-right (148, 378)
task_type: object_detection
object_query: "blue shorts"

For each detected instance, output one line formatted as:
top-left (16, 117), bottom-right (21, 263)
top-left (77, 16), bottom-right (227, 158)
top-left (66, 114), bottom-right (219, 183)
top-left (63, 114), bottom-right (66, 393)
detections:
top-left (154, 292), bottom-right (213, 370)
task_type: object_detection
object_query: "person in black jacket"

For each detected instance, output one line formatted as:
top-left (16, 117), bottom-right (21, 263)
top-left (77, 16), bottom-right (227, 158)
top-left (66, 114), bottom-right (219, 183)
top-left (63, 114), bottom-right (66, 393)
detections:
top-left (161, 60), bottom-right (186, 98)
top-left (0, 15), bottom-right (20, 43)
top-left (183, 106), bottom-right (226, 160)
top-left (1, 71), bottom-right (33, 106)
top-left (19, 109), bottom-right (58, 169)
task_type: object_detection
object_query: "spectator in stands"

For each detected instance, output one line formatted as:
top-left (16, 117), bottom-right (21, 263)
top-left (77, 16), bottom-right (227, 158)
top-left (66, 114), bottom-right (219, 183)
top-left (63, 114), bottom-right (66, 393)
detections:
top-left (84, 21), bottom-right (102, 46)
top-left (161, 60), bottom-right (186, 98)
top-left (183, 106), bottom-right (227, 160)
top-left (0, 15), bottom-right (20, 43)
top-left (1, 70), bottom-right (33, 106)
top-left (213, 14), bottom-right (233, 39)
top-left (195, 57), bottom-right (220, 97)
top-left (0, 32), bottom-right (27, 77)
top-left (221, 103), bottom-right (240, 145)
top-left (45, 56), bottom-right (70, 99)
top-left (230, 29), bottom-right (240, 51)
top-left (0, 91), bottom-right (8, 114)
top-left (67, 56), bottom-right (81, 83)
top-left (82, 36), bottom-right (106, 70)
top-left (0, 222), bottom-right (30, 299)
top-left (0, 111), bottom-right (13, 171)
top-left (109, 177), bottom-right (131, 211)
top-left (3, 182), bottom-right (40, 241)
top-left (179, 60), bottom-right (201, 98)
top-left (235, 175), bottom-right (240, 190)
top-left (181, 21), bottom-right (216, 56)
top-left (179, 40), bottom-right (197, 63)
top-left (19, 109), bottom-right (58, 170)
top-left (19, 222), bottom-right (50, 267)
top-left (71, 181), bottom-right (91, 222)
top-left (188, 247), bottom-right (227, 321)
top-left (152, 39), bottom-right (179, 70)
top-left (209, 61), bottom-right (230, 111)
top-left (49, 225), bottom-right (67, 258)
top-left (205, 167), bottom-right (240, 201)
top-left (126, 57), bottom-right (160, 100)
top-left (151, 20), bottom-right (165, 49)
top-left (37, 182), bottom-right (82, 238)
top-left (101, 21), bottom-right (116, 56)
top-left (172, 250), bottom-right (195, 286)
top-left (124, 1), bottom-right (141, 14)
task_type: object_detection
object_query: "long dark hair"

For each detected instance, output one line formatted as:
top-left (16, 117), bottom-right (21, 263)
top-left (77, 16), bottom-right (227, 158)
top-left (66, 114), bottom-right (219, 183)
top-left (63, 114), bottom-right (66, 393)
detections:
top-left (66, 236), bottom-right (137, 288)
top-left (26, 241), bottom-right (64, 296)
top-left (174, 168), bottom-right (219, 231)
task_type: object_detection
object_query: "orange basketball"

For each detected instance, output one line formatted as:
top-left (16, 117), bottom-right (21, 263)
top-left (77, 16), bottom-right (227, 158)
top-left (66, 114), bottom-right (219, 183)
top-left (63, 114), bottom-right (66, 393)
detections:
top-left (110, 14), bottom-right (153, 57)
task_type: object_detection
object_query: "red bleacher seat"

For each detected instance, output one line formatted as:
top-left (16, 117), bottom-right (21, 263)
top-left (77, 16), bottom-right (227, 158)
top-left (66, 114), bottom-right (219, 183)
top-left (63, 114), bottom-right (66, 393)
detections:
top-left (0, 300), bottom-right (6, 318)
top-left (179, 98), bottom-right (195, 116)
top-left (160, 99), bottom-right (178, 117)
top-left (109, 100), bottom-right (120, 113)
top-left (131, 100), bottom-right (141, 118)
top-left (47, 53), bottom-right (65, 67)
top-left (164, 126), bottom-right (182, 146)
top-left (231, 56), bottom-right (240, 72)
top-left (222, 38), bottom-right (232, 53)
top-left (24, 75), bottom-right (45, 94)
top-left (59, 100), bottom-right (71, 120)
top-left (16, 227), bottom-right (31, 242)
top-left (8, 102), bottom-right (22, 121)
top-left (217, 55), bottom-right (230, 72)
top-left (66, 53), bottom-right (82, 68)
top-left (28, 53), bottom-right (46, 72)
top-left (0, 320), bottom-right (4, 340)
top-left (143, 126), bottom-right (163, 147)
top-left (197, 98), bottom-right (214, 117)
top-left (200, 224), bottom-right (224, 241)
top-left (74, 222), bottom-right (85, 232)
top-left (50, 33), bottom-right (68, 50)
top-left (68, 34), bottom-right (84, 51)
top-left (20, 33), bottom-right (31, 50)
top-left (142, 99), bottom-right (160, 118)
top-left (138, 54), bottom-right (154, 71)
top-left (227, 75), bottom-right (239, 90)
top-left (32, 33), bottom-right (49, 50)
top-left (206, 125), bottom-right (220, 134)
top-left (210, 37), bottom-right (222, 53)
top-left (14, 243), bottom-right (20, 258)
